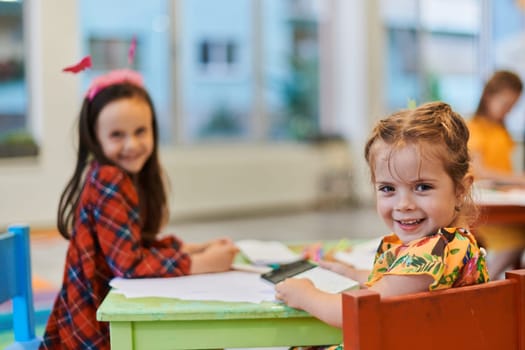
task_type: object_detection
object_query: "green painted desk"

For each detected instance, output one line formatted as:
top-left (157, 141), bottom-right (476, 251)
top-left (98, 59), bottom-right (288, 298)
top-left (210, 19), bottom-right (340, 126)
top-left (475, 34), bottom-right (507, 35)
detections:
top-left (97, 290), bottom-right (341, 349)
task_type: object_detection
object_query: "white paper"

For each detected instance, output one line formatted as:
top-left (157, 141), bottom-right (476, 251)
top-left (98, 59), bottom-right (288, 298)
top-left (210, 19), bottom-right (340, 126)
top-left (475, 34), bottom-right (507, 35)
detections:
top-left (294, 266), bottom-right (359, 293)
top-left (236, 239), bottom-right (302, 265)
top-left (475, 188), bottom-right (525, 206)
top-left (231, 263), bottom-right (273, 274)
top-left (334, 238), bottom-right (379, 270)
top-left (110, 271), bottom-right (276, 303)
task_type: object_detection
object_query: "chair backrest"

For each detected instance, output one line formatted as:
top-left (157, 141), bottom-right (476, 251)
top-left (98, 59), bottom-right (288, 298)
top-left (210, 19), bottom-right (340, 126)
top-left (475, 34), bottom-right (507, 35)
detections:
top-left (342, 269), bottom-right (525, 350)
top-left (0, 224), bottom-right (41, 349)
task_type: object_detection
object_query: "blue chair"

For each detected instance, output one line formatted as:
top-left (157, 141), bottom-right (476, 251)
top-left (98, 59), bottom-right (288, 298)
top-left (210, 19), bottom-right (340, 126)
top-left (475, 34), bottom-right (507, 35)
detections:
top-left (0, 224), bottom-right (41, 349)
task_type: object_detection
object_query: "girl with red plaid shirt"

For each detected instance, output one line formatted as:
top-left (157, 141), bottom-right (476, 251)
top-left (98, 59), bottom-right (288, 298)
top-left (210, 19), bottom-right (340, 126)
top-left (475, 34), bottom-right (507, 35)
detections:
top-left (40, 69), bottom-right (238, 350)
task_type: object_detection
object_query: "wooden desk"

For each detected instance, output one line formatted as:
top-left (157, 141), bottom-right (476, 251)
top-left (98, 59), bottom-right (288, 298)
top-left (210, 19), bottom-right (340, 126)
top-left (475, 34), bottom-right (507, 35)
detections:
top-left (475, 187), bottom-right (525, 225)
top-left (478, 204), bottom-right (525, 225)
top-left (97, 291), bottom-right (341, 350)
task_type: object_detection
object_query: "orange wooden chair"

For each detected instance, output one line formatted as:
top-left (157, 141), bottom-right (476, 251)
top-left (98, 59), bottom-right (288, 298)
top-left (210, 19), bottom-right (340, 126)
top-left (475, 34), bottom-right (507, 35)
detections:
top-left (342, 269), bottom-right (525, 350)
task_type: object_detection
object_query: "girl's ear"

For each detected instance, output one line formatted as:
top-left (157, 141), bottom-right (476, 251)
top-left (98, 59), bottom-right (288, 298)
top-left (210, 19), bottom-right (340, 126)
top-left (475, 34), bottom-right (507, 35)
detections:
top-left (456, 173), bottom-right (474, 200)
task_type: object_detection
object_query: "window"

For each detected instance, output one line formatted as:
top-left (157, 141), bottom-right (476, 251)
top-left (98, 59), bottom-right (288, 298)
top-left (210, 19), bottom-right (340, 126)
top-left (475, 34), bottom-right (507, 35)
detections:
top-left (381, 0), bottom-right (482, 115)
top-left (79, 0), bottom-right (322, 144)
top-left (381, 0), bottom-right (525, 140)
top-left (0, 0), bottom-right (36, 158)
top-left (79, 0), bottom-right (172, 142)
top-left (198, 39), bottom-right (238, 74)
top-left (264, 0), bottom-right (320, 141)
top-left (179, 0), bottom-right (253, 141)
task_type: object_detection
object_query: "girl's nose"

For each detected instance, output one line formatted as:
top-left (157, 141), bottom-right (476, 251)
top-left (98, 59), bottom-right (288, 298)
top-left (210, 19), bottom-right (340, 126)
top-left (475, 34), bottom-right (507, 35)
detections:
top-left (125, 136), bottom-right (139, 150)
top-left (395, 193), bottom-right (415, 211)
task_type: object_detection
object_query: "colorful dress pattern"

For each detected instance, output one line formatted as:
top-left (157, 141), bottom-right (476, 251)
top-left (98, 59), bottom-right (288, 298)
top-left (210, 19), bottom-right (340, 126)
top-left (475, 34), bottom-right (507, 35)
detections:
top-left (366, 227), bottom-right (489, 289)
top-left (40, 162), bottom-right (192, 350)
top-left (292, 227), bottom-right (489, 350)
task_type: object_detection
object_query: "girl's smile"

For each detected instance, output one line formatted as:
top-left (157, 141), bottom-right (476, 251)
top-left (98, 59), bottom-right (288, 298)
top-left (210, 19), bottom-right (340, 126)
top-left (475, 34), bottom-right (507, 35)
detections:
top-left (373, 142), bottom-right (461, 243)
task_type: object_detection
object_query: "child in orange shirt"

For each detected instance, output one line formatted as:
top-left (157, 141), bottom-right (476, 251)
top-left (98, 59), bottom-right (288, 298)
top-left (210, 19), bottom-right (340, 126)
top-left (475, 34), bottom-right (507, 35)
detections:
top-left (467, 70), bottom-right (525, 279)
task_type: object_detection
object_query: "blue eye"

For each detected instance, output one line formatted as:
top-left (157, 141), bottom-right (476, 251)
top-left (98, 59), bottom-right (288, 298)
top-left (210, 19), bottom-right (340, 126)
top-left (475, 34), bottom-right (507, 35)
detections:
top-left (415, 183), bottom-right (432, 191)
top-left (378, 185), bottom-right (394, 193)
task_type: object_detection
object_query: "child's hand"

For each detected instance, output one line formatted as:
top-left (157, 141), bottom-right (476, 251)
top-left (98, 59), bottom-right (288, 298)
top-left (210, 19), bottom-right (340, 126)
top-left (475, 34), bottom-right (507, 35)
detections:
top-left (183, 236), bottom-right (234, 254)
top-left (276, 277), bottom-right (344, 328)
top-left (275, 278), bottom-right (319, 310)
top-left (206, 236), bottom-right (234, 248)
top-left (189, 241), bottom-right (239, 274)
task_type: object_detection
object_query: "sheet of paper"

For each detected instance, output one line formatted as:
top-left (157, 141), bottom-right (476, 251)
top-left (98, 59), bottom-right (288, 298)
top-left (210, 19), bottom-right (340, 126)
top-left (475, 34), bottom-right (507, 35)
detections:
top-left (231, 263), bottom-right (273, 274)
top-left (334, 238), bottom-right (379, 270)
top-left (294, 267), bottom-right (359, 293)
top-left (110, 271), bottom-right (276, 303)
top-left (236, 239), bottom-right (302, 265)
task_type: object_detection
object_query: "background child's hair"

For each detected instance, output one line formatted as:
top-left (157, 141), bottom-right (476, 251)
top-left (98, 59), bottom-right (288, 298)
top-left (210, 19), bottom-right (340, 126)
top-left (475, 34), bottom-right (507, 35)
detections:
top-left (364, 101), bottom-right (477, 225)
top-left (474, 70), bottom-right (523, 118)
top-left (57, 83), bottom-right (167, 242)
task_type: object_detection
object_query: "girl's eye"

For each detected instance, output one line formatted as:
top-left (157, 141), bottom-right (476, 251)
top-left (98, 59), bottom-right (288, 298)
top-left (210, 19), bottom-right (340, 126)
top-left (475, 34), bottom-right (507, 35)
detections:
top-left (110, 131), bottom-right (124, 139)
top-left (135, 127), bottom-right (146, 135)
top-left (378, 185), bottom-right (394, 193)
top-left (415, 183), bottom-right (432, 191)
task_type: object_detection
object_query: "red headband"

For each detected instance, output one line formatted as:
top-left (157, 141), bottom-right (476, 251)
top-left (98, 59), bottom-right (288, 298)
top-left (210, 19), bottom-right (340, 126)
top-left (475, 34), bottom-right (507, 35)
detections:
top-left (86, 69), bottom-right (144, 100)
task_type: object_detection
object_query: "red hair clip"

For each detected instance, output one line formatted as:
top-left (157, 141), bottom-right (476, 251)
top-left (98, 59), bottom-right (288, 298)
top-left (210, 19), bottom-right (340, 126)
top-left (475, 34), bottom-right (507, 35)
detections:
top-left (62, 56), bottom-right (92, 73)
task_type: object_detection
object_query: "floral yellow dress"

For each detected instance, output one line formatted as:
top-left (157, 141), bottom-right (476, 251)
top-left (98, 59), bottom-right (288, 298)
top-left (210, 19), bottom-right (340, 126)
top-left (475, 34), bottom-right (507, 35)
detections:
top-left (291, 227), bottom-right (489, 350)
top-left (366, 227), bottom-right (489, 289)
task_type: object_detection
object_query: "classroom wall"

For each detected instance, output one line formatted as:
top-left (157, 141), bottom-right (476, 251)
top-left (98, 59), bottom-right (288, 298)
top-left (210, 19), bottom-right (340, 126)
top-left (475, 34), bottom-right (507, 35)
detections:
top-left (163, 143), bottom-right (331, 219)
top-left (0, 0), bottom-right (381, 229)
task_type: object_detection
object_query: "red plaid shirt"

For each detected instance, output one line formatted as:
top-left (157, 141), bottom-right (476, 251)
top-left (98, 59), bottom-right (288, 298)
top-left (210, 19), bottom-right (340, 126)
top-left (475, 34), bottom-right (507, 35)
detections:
top-left (40, 162), bottom-right (191, 349)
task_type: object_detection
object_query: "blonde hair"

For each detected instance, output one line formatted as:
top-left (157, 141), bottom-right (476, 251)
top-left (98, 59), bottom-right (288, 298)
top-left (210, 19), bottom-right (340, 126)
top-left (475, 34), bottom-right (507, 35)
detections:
top-left (364, 101), bottom-right (477, 226)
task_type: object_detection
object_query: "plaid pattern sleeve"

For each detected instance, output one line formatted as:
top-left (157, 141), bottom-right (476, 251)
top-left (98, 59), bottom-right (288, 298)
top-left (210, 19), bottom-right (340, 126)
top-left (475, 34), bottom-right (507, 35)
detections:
top-left (40, 163), bottom-right (191, 350)
top-left (92, 165), bottom-right (191, 278)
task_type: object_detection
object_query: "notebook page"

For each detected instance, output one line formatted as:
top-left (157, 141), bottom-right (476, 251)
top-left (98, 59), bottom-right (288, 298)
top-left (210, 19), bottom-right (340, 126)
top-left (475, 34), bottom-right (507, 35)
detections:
top-left (236, 239), bottom-right (302, 265)
top-left (294, 266), bottom-right (359, 293)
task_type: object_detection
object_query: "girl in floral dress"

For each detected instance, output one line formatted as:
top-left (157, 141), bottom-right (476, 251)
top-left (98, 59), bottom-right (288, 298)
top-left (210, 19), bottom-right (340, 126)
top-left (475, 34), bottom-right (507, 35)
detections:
top-left (278, 101), bottom-right (489, 349)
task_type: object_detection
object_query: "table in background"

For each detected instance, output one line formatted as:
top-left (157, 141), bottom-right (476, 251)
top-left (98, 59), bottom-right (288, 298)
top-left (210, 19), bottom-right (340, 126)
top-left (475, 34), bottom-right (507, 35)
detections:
top-left (474, 187), bottom-right (525, 269)
top-left (478, 204), bottom-right (525, 225)
top-left (475, 187), bottom-right (525, 226)
top-left (97, 290), bottom-right (341, 350)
